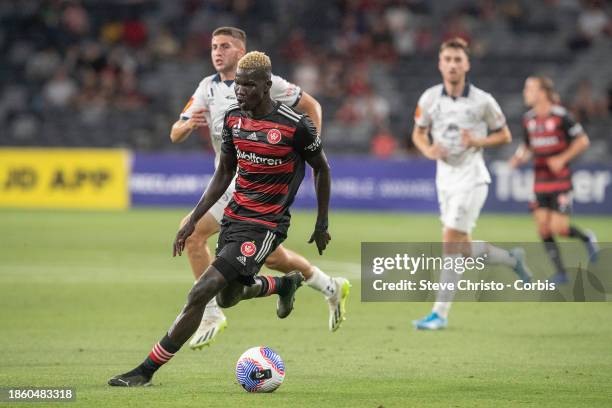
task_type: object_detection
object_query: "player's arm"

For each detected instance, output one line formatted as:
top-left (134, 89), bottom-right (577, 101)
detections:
top-left (509, 143), bottom-right (532, 168)
top-left (463, 125), bottom-right (512, 148)
top-left (169, 109), bottom-right (208, 143)
top-left (305, 151), bottom-right (331, 255)
top-left (548, 133), bottom-right (590, 174)
top-left (295, 115), bottom-right (330, 254)
top-left (412, 125), bottom-right (447, 160)
top-left (295, 91), bottom-right (323, 133)
top-left (173, 148), bottom-right (236, 256)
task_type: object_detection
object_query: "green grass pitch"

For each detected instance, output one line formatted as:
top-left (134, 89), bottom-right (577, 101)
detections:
top-left (1, 209), bottom-right (611, 407)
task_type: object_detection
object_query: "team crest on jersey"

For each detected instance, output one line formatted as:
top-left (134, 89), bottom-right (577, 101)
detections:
top-left (267, 129), bottom-right (282, 144)
top-left (527, 119), bottom-right (537, 132)
top-left (240, 242), bottom-right (257, 257)
top-left (545, 118), bottom-right (556, 132)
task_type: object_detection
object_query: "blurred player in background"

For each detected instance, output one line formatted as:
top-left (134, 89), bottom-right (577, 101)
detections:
top-left (510, 76), bottom-right (598, 283)
top-left (109, 51), bottom-right (332, 387)
top-left (170, 27), bottom-right (349, 348)
top-left (411, 38), bottom-right (532, 330)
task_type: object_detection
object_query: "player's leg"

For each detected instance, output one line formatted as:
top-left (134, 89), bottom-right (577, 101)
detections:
top-left (467, 186), bottom-right (532, 282)
top-left (108, 265), bottom-right (229, 386)
top-left (183, 196), bottom-right (230, 350)
top-left (414, 184), bottom-right (519, 329)
top-left (215, 272), bottom-right (305, 319)
top-left (550, 192), bottom-right (599, 261)
top-left (264, 245), bottom-right (351, 331)
top-left (215, 226), bottom-right (305, 319)
top-left (534, 203), bottom-right (567, 282)
top-left (181, 211), bottom-right (220, 280)
top-left (413, 187), bottom-right (471, 330)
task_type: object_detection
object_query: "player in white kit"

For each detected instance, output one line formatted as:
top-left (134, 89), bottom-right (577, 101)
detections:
top-left (170, 27), bottom-right (350, 347)
top-left (411, 38), bottom-right (532, 330)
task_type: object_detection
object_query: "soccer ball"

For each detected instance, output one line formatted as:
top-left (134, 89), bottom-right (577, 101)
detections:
top-left (235, 346), bottom-right (285, 392)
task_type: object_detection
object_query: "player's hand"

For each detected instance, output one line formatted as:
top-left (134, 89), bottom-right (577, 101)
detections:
top-left (547, 155), bottom-right (566, 174)
top-left (426, 143), bottom-right (447, 160)
top-left (173, 220), bottom-right (196, 257)
top-left (509, 155), bottom-right (524, 168)
top-left (188, 108), bottom-right (208, 130)
top-left (308, 229), bottom-right (331, 255)
top-left (461, 129), bottom-right (479, 148)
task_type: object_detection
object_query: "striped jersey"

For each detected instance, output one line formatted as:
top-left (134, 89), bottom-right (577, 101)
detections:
top-left (415, 82), bottom-right (506, 193)
top-left (180, 73), bottom-right (301, 165)
top-left (221, 101), bottom-right (322, 233)
top-left (522, 105), bottom-right (584, 193)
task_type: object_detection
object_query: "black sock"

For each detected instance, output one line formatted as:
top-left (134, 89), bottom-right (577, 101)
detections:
top-left (543, 237), bottom-right (566, 275)
top-left (568, 225), bottom-right (589, 243)
top-left (254, 276), bottom-right (285, 297)
top-left (140, 334), bottom-right (181, 375)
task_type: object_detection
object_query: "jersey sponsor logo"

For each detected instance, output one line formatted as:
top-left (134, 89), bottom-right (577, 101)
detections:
top-left (236, 149), bottom-right (283, 166)
top-left (545, 118), bottom-right (557, 132)
top-left (240, 242), bottom-right (257, 257)
top-left (531, 136), bottom-right (559, 148)
top-left (267, 129), bottom-right (282, 144)
top-left (414, 105), bottom-right (422, 120)
top-left (236, 255), bottom-right (247, 265)
top-left (181, 97), bottom-right (194, 113)
top-left (247, 132), bottom-right (258, 141)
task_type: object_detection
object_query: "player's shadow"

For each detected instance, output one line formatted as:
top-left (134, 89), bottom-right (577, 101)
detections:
top-left (539, 249), bottom-right (612, 302)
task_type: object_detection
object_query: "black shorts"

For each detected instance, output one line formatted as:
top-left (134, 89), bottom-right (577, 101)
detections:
top-left (213, 220), bottom-right (285, 285)
top-left (530, 191), bottom-right (573, 215)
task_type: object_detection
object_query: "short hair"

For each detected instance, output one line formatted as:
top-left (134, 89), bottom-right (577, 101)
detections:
top-left (531, 75), bottom-right (560, 104)
top-left (439, 37), bottom-right (470, 56)
top-left (238, 51), bottom-right (271, 72)
top-left (212, 26), bottom-right (247, 47)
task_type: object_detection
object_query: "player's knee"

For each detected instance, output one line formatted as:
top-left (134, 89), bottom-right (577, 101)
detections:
top-left (264, 249), bottom-right (287, 270)
top-left (550, 223), bottom-right (567, 237)
top-left (215, 292), bottom-right (240, 309)
top-left (537, 224), bottom-right (551, 238)
top-left (187, 272), bottom-right (223, 307)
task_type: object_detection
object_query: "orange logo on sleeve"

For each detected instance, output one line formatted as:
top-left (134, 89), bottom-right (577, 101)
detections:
top-left (181, 97), bottom-right (194, 113)
top-left (414, 105), bottom-right (422, 120)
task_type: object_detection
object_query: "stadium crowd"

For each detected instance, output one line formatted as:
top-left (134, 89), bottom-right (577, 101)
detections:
top-left (1, 0), bottom-right (611, 159)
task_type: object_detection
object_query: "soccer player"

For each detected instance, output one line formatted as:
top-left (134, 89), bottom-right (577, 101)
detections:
top-left (411, 38), bottom-right (532, 330)
top-left (171, 27), bottom-right (349, 348)
top-left (510, 76), bottom-right (598, 283)
top-left (109, 51), bottom-right (331, 387)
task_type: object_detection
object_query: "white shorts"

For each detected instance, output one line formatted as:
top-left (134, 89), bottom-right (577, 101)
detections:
top-left (438, 184), bottom-right (488, 234)
top-left (192, 180), bottom-right (235, 224)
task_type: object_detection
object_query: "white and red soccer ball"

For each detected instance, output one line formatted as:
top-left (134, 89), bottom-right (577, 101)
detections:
top-left (235, 346), bottom-right (285, 392)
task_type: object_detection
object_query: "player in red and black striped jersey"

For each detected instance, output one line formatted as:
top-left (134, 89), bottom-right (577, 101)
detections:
top-left (510, 76), bottom-right (599, 284)
top-left (220, 102), bottom-right (321, 235)
top-left (109, 51), bottom-right (331, 387)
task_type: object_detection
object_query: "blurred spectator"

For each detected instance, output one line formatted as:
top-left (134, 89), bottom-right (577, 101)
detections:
top-left (371, 128), bottom-right (397, 158)
top-left (26, 47), bottom-right (61, 81)
top-left (571, 79), bottom-right (607, 122)
top-left (569, 0), bottom-right (611, 50)
top-left (62, 1), bottom-right (90, 37)
top-left (293, 56), bottom-right (321, 96)
top-left (0, 0), bottom-right (610, 156)
top-left (43, 67), bottom-right (77, 108)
